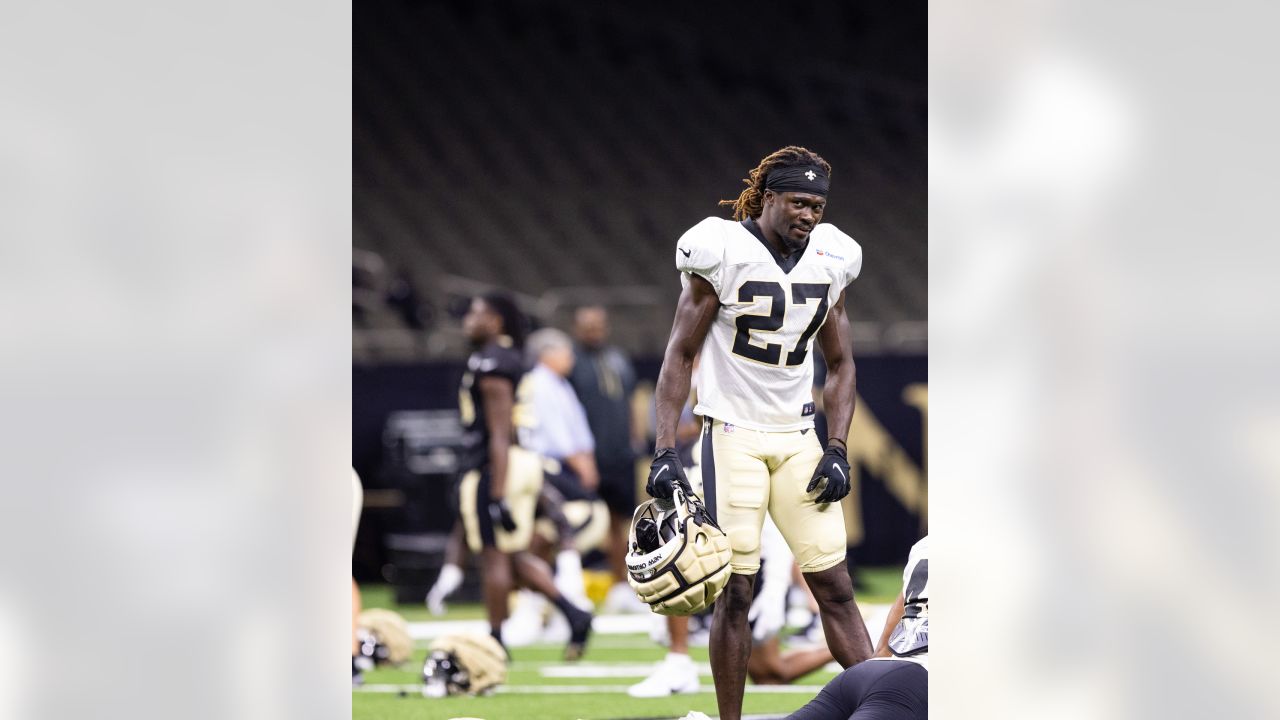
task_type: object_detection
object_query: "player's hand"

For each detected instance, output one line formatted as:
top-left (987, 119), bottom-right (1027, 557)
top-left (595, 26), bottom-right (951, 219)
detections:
top-left (488, 498), bottom-right (518, 532)
top-left (806, 445), bottom-right (851, 503)
top-left (748, 585), bottom-right (788, 643)
top-left (646, 448), bottom-right (692, 500)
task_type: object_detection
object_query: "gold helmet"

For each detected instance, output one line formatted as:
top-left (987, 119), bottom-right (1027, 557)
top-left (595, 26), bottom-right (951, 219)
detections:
top-left (422, 633), bottom-right (508, 697)
top-left (355, 608), bottom-right (414, 667)
top-left (626, 486), bottom-right (733, 616)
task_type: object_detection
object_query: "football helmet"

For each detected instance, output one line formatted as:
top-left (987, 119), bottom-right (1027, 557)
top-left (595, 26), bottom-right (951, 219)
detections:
top-left (355, 608), bottom-right (413, 669)
top-left (422, 633), bottom-right (508, 697)
top-left (626, 486), bottom-right (733, 616)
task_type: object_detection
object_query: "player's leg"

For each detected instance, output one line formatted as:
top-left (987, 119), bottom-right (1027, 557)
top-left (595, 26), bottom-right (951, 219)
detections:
top-left (803, 564), bottom-right (873, 667)
top-left (427, 476), bottom-right (470, 614)
top-left (511, 511), bottom-right (555, 646)
top-left (502, 448), bottom-right (592, 658)
top-left (710, 572), bottom-right (756, 720)
top-left (787, 660), bottom-right (927, 720)
top-left (538, 463), bottom-right (601, 608)
top-left (443, 521), bottom-right (468, 567)
top-left (773, 643), bottom-right (837, 684)
top-left (458, 468), bottom-right (513, 647)
top-left (556, 499), bottom-right (604, 605)
top-left (747, 635), bottom-right (835, 685)
top-left (530, 486), bottom-right (580, 602)
top-left (745, 535), bottom-right (834, 686)
top-left (702, 420), bottom-right (770, 720)
top-left (533, 476), bottom-right (578, 553)
top-left (528, 520), bottom-right (556, 563)
top-left (510, 551), bottom-right (593, 658)
top-left (783, 660), bottom-right (869, 720)
top-left (746, 636), bottom-right (784, 684)
top-left (426, 524), bottom-right (468, 615)
top-left (848, 662), bottom-right (927, 719)
top-left (770, 434), bottom-right (873, 667)
top-left (480, 547), bottom-right (513, 645)
top-left (528, 475), bottom-right (569, 577)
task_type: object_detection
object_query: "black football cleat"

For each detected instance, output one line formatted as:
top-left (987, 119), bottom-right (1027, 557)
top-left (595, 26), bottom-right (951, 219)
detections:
top-left (563, 606), bottom-right (593, 661)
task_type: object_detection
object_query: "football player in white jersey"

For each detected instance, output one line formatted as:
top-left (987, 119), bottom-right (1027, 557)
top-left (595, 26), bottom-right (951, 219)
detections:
top-left (648, 146), bottom-right (875, 720)
top-left (786, 536), bottom-right (929, 719)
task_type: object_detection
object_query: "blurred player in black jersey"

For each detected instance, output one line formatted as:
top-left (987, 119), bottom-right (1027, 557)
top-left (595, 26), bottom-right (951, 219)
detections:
top-left (456, 293), bottom-right (593, 660)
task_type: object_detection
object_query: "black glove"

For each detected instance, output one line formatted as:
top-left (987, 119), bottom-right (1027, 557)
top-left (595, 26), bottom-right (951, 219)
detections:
top-left (646, 447), bottom-right (692, 500)
top-left (806, 445), bottom-right (851, 503)
top-left (488, 498), bottom-right (517, 532)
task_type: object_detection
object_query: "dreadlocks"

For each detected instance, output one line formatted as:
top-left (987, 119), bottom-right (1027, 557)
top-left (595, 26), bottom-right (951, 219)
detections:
top-left (480, 291), bottom-right (528, 349)
top-left (719, 146), bottom-right (833, 221)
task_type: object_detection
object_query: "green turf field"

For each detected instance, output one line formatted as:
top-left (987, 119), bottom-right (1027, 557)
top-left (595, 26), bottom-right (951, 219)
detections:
top-left (354, 569), bottom-right (900, 720)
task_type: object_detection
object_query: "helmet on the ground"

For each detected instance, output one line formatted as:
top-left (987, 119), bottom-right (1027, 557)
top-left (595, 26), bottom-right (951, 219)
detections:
top-left (355, 608), bottom-right (414, 668)
top-left (422, 633), bottom-right (508, 697)
top-left (626, 486), bottom-right (733, 616)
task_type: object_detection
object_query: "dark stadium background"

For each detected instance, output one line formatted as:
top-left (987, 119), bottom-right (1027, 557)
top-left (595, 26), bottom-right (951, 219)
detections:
top-left (353, 0), bottom-right (925, 594)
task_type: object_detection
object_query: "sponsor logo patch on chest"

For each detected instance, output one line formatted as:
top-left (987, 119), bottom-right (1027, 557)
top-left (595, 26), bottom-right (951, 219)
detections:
top-left (814, 249), bottom-right (845, 262)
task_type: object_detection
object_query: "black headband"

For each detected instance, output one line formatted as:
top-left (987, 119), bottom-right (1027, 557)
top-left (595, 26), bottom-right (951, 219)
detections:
top-left (764, 165), bottom-right (829, 196)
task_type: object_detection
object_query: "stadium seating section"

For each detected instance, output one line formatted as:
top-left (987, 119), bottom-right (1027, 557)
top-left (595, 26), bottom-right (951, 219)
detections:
top-left (354, 0), bottom-right (925, 359)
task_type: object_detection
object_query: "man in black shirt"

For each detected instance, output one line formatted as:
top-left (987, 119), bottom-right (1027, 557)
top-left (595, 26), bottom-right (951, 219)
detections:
top-left (567, 305), bottom-right (641, 610)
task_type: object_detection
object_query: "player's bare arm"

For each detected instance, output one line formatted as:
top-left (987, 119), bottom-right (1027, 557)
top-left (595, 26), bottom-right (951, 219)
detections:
top-left (480, 375), bottom-right (515, 500)
top-left (806, 289), bottom-right (855, 503)
top-left (648, 274), bottom-right (719, 499)
top-left (654, 274), bottom-right (719, 449)
top-left (817, 289), bottom-right (856, 445)
top-left (874, 592), bottom-right (906, 658)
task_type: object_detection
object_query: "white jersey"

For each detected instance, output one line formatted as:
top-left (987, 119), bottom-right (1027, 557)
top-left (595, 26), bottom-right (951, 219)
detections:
top-left (676, 217), bottom-right (862, 431)
top-left (872, 534), bottom-right (929, 670)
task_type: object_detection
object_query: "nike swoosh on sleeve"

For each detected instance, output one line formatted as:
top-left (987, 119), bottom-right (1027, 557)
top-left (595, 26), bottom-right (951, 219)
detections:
top-left (679, 248), bottom-right (691, 258)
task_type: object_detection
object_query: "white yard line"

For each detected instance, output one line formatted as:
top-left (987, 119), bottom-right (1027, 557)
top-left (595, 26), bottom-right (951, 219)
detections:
top-left (409, 604), bottom-right (889, 642)
top-left (538, 663), bottom-right (714, 678)
top-left (356, 683), bottom-right (824, 695)
top-left (419, 637), bottom-right (673, 651)
top-left (408, 613), bottom-right (658, 640)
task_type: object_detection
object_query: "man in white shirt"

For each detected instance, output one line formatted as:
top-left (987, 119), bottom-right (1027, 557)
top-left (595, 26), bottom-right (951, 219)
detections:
top-left (506, 329), bottom-right (606, 639)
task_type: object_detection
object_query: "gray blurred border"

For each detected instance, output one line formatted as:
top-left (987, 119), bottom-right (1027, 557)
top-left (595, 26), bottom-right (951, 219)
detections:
top-left (0, 3), bottom-right (351, 719)
top-left (932, 2), bottom-right (1280, 718)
